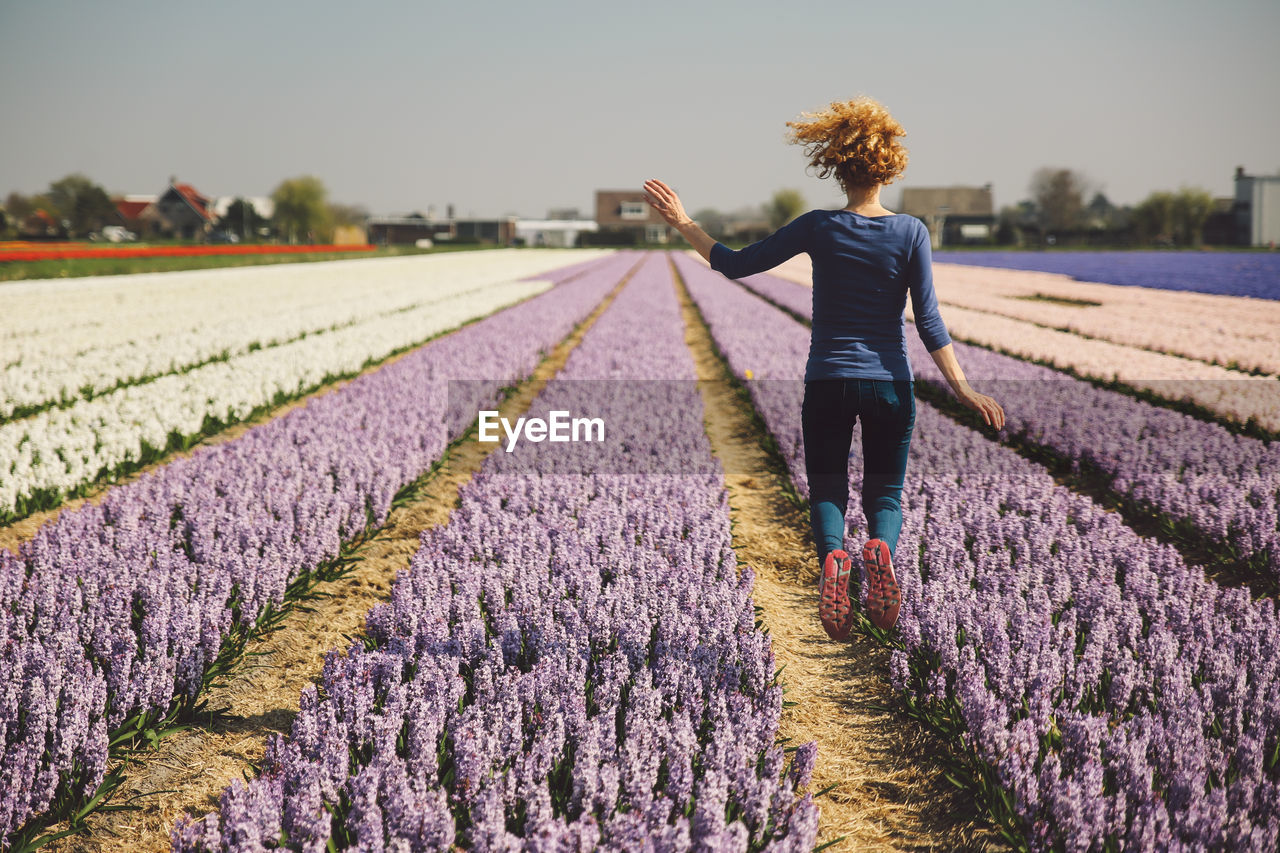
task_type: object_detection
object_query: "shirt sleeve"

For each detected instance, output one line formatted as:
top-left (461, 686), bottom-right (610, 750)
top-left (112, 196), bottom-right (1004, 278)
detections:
top-left (906, 220), bottom-right (952, 353)
top-left (709, 210), bottom-right (815, 280)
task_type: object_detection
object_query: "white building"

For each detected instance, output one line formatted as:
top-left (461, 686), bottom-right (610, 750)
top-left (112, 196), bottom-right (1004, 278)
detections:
top-left (515, 219), bottom-right (598, 248)
top-left (1234, 167), bottom-right (1280, 247)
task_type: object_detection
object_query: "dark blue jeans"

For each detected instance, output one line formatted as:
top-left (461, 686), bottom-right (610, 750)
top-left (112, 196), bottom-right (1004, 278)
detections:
top-left (801, 378), bottom-right (915, 565)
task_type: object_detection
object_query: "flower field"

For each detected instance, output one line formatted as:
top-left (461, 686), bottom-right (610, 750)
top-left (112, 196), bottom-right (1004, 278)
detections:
top-left (906, 264), bottom-right (1280, 376)
top-left (674, 253), bottom-right (1280, 850)
top-left (754, 255), bottom-right (1280, 430)
top-left (931, 250), bottom-right (1280, 301)
top-left (0, 243), bottom-right (379, 263)
top-left (723, 264), bottom-right (1280, 587)
top-left (1, 246), bottom-right (1277, 851)
top-left (1, 249), bottom-right (632, 846)
top-left (0, 250), bottom-right (611, 522)
top-left (171, 254), bottom-right (817, 851)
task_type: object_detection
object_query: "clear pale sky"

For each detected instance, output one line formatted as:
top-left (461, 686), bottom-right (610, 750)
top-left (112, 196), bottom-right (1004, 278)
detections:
top-left (2, 0), bottom-right (1277, 218)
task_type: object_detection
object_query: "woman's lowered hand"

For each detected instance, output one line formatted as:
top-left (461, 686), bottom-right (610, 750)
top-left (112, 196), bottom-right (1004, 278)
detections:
top-left (957, 387), bottom-right (1005, 430)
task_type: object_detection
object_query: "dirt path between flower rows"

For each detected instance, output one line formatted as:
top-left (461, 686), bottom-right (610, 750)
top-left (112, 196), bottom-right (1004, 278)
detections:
top-left (43, 262), bottom-right (641, 852)
top-left (672, 258), bottom-right (1004, 852)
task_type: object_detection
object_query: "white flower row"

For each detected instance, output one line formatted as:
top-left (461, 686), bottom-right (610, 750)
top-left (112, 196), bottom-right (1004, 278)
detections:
top-left (699, 252), bottom-right (1279, 431)
top-left (929, 263), bottom-right (1280, 376)
top-left (0, 275), bottom-right (555, 516)
top-left (740, 252), bottom-right (1279, 429)
top-left (754, 252), bottom-right (1280, 377)
top-left (1, 250), bottom-right (612, 419)
top-left (906, 302), bottom-right (1280, 431)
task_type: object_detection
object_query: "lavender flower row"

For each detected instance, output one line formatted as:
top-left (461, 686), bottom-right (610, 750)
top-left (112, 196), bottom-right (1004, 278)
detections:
top-left (735, 271), bottom-right (813, 320)
top-left (173, 253), bottom-right (818, 851)
top-left (725, 268), bottom-right (1280, 584)
top-left (675, 253), bottom-right (1280, 851)
top-left (0, 251), bottom-right (638, 843)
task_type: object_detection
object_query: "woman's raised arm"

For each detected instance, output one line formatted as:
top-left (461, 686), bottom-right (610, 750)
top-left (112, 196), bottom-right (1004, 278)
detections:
top-left (643, 179), bottom-right (717, 261)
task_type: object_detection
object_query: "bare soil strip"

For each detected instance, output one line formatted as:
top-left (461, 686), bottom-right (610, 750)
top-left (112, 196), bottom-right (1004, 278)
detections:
top-left (43, 261), bottom-right (641, 852)
top-left (672, 258), bottom-right (1004, 852)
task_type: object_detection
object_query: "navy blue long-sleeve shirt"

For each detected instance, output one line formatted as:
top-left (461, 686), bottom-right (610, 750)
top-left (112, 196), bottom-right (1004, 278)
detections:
top-left (709, 208), bottom-right (952, 382)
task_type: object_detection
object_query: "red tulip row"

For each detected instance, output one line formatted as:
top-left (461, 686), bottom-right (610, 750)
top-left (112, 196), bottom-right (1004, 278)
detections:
top-left (0, 244), bottom-right (377, 262)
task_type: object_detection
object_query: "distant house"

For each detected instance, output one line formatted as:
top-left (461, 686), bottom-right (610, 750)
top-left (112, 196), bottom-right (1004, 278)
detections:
top-left (515, 218), bottom-right (598, 248)
top-left (112, 194), bottom-right (157, 236)
top-left (152, 180), bottom-right (215, 240)
top-left (454, 216), bottom-right (518, 245)
top-left (367, 213), bottom-right (517, 246)
top-left (594, 189), bottom-right (671, 244)
top-left (368, 213), bottom-right (452, 246)
top-left (899, 185), bottom-right (995, 248)
top-left (20, 209), bottom-right (62, 238)
top-left (1233, 166), bottom-right (1280, 247)
top-left (720, 212), bottom-right (772, 245)
top-left (112, 180), bottom-right (215, 240)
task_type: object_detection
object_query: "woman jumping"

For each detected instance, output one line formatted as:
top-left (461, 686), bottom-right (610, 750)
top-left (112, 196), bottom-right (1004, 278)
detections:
top-left (644, 96), bottom-right (1004, 640)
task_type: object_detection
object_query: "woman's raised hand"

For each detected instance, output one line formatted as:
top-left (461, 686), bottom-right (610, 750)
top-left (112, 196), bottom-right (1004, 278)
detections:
top-left (643, 179), bottom-right (693, 228)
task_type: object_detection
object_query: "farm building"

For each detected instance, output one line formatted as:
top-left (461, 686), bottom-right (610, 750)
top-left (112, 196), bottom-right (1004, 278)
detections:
top-left (151, 180), bottom-right (215, 240)
top-left (1234, 166), bottom-right (1280, 247)
top-left (368, 213), bottom-right (453, 245)
top-left (453, 216), bottom-right (518, 245)
top-left (112, 195), bottom-right (155, 235)
top-left (514, 218), bottom-right (598, 247)
top-left (594, 189), bottom-right (673, 244)
top-left (111, 180), bottom-right (216, 240)
top-left (899, 185), bottom-right (996, 248)
top-left (368, 213), bottom-right (517, 246)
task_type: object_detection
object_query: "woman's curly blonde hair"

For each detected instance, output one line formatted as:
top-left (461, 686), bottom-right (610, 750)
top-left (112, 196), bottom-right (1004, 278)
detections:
top-left (786, 96), bottom-right (908, 190)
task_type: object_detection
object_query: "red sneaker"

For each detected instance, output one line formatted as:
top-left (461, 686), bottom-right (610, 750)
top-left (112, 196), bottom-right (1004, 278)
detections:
top-left (818, 549), bottom-right (854, 641)
top-left (863, 539), bottom-right (901, 631)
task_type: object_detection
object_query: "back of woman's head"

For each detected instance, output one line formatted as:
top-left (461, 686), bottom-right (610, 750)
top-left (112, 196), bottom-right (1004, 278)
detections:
top-left (786, 97), bottom-right (908, 190)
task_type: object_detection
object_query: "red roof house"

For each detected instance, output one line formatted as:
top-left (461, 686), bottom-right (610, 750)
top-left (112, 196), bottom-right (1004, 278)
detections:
top-left (150, 180), bottom-right (214, 239)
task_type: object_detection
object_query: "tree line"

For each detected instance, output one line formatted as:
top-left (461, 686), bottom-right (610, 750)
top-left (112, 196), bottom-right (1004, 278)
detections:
top-left (1001, 167), bottom-right (1218, 248)
top-left (693, 174), bottom-right (1224, 249)
top-left (0, 173), bottom-right (364, 243)
top-left (4, 170), bottom-right (1226, 249)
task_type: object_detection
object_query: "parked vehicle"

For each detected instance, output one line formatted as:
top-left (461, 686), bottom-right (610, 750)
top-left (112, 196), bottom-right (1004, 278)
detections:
top-left (100, 225), bottom-right (137, 242)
